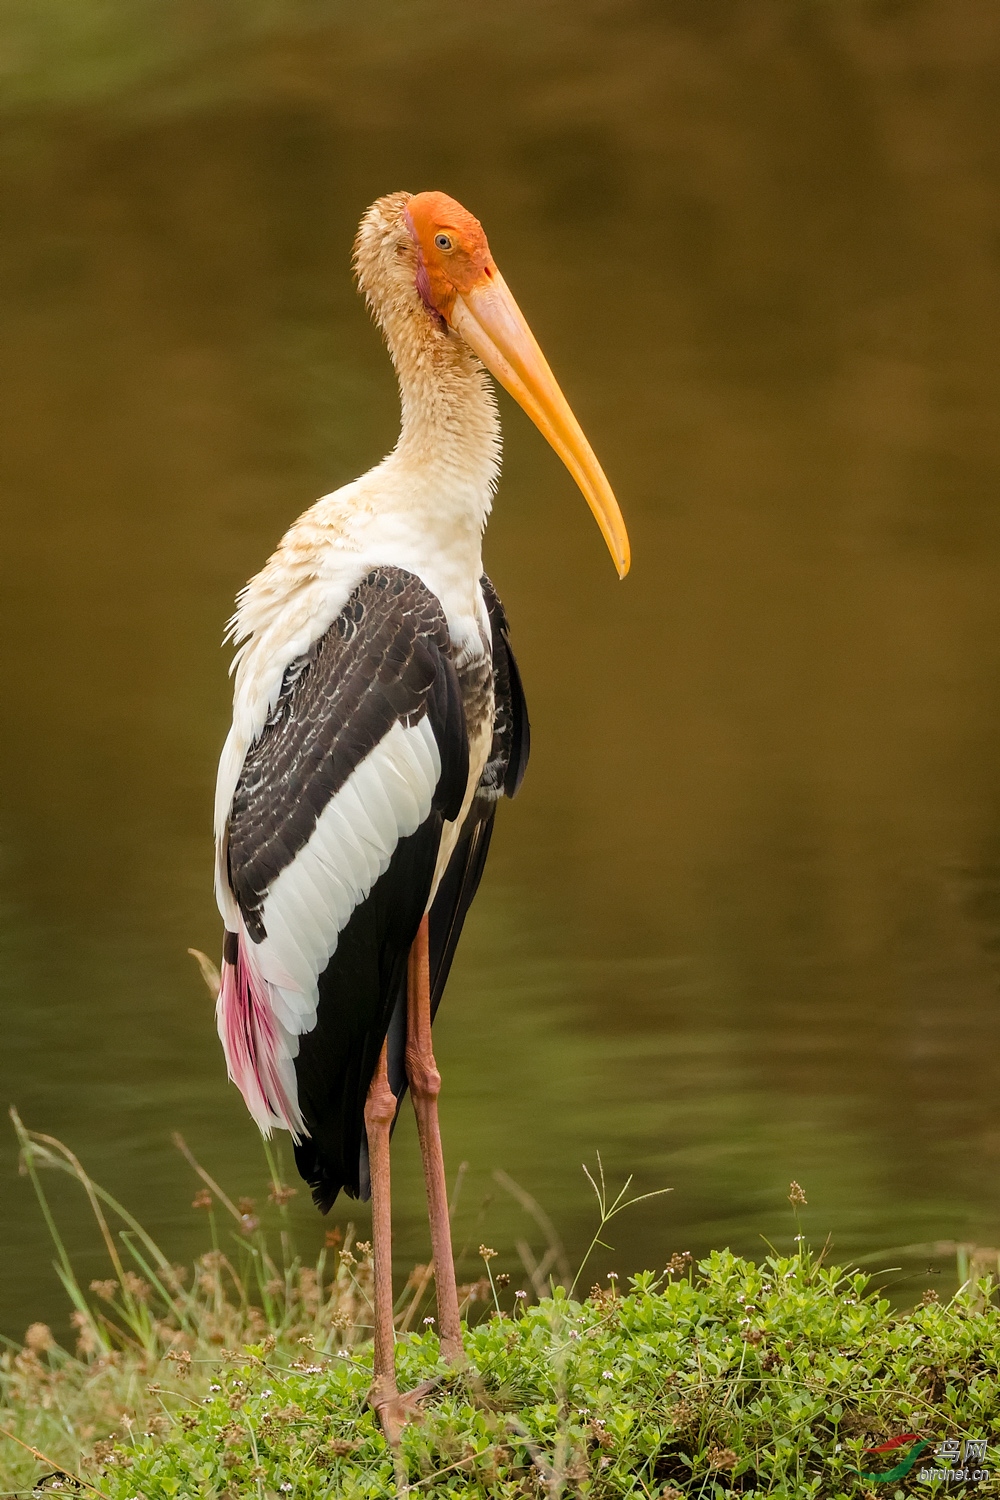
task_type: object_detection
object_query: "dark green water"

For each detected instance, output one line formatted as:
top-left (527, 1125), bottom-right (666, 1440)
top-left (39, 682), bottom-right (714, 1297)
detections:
top-left (2, 1), bottom-right (1000, 1339)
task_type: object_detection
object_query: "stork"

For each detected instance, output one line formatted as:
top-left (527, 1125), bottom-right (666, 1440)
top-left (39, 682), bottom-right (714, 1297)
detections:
top-left (213, 190), bottom-right (630, 1435)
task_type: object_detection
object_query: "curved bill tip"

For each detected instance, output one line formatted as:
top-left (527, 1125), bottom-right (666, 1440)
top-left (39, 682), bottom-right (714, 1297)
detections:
top-left (449, 272), bottom-right (631, 579)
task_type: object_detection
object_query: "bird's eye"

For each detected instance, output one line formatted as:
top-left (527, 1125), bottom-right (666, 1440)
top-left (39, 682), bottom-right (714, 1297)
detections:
top-left (434, 233), bottom-right (453, 252)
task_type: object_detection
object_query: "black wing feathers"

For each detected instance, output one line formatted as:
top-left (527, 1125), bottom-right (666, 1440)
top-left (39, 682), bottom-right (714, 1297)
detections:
top-left (426, 577), bottom-right (531, 1010)
top-left (480, 575), bottom-right (530, 801)
top-left (427, 817), bottom-right (496, 1018)
top-left (228, 567), bottom-right (467, 942)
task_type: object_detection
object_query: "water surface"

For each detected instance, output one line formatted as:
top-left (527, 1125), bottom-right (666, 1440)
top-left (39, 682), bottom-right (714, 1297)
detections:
top-left (2, 0), bottom-right (1000, 1336)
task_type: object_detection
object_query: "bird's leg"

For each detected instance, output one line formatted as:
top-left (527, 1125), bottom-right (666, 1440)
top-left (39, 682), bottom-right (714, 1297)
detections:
top-left (406, 915), bottom-right (464, 1361)
top-left (364, 1040), bottom-right (408, 1441)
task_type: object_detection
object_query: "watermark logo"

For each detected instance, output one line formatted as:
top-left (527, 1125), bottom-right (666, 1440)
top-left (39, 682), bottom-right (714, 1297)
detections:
top-left (854, 1434), bottom-right (990, 1486)
top-left (856, 1434), bottom-right (930, 1482)
top-left (918, 1438), bottom-right (990, 1486)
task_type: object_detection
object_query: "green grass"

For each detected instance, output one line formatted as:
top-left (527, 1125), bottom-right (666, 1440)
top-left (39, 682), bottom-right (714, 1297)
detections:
top-left (2, 1116), bottom-right (1000, 1499)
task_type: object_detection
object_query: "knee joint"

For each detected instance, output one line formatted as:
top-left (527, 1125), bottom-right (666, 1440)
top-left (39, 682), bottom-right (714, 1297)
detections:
top-left (406, 1051), bottom-right (441, 1102)
top-left (365, 1077), bottom-right (397, 1131)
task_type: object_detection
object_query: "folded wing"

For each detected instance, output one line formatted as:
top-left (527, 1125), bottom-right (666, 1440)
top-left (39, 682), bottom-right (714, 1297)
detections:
top-left (219, 566), bottom-right (468, 1190)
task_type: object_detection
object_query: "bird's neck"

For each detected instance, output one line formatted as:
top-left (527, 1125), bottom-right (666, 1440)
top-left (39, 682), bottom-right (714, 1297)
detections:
top-left (382, 307), bottom-right (502, 539)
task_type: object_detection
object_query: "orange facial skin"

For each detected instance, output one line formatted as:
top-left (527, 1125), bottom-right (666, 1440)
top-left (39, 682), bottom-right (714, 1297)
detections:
top-left (405, 191), bottom-right (496, 322)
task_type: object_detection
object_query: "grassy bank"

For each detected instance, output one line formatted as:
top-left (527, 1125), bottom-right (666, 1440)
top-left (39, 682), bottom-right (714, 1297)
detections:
top-left (2, 1121), bottom-right (999, 1499)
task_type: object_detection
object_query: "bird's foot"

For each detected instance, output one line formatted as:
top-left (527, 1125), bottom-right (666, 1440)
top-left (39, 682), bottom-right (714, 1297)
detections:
top-left (438, 1333), bottom-right (465, 1366)
top-left (369, 1375), bottom-right (441, 1445)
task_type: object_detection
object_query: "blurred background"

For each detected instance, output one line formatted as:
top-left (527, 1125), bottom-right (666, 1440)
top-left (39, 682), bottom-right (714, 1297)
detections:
top-left (2, 0), bottom-right (1000, 1338)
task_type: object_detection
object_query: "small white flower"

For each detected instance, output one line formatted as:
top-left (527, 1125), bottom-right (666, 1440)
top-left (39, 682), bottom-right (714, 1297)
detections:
top-left (209, 1383), bottom-right (221, 1392)
top-left (262, 1387), bottom-right (274, 1396)
top-left (602, 1370), bottom-right (614, 1379)
top-left (338, 1349), bottom-right (350, 1358)
top-left (423, 1316), bottom-right (435, 1325)
top-left (280, 1486), bottom-right (293, 1494)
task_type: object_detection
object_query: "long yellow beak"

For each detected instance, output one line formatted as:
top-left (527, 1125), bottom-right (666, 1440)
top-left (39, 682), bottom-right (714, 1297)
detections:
top-left (450, 273), bottom-right (630, 578)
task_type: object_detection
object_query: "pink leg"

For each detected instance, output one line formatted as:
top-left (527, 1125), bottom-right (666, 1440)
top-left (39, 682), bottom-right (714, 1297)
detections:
top-left (406, 916), bottom-right (463, 1361)
top-left (364, 1041), bottom-right (405, 1438)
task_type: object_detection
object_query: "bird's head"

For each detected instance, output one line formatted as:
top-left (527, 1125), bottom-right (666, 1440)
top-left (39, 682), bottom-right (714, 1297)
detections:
top-left (355, 190), bottom-right (630, 579)
top-left (403, 192), bottom-right (496, 325)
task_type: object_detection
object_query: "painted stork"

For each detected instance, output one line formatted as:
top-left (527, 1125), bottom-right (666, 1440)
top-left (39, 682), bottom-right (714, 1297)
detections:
top-left (213, 190), bottom-right (630, 1434)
